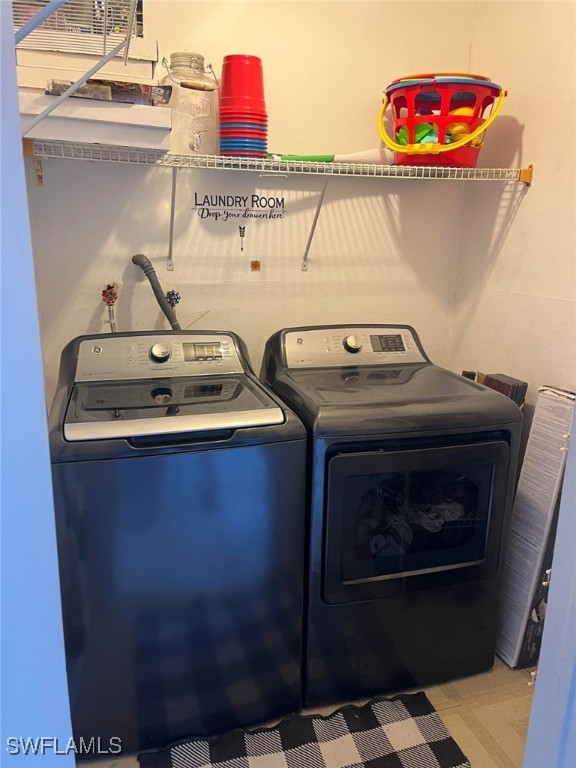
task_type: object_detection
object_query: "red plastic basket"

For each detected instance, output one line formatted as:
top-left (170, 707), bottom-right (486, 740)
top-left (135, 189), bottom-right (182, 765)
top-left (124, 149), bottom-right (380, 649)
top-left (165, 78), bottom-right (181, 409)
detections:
top-left (378, 74), bottom-right (506, 167)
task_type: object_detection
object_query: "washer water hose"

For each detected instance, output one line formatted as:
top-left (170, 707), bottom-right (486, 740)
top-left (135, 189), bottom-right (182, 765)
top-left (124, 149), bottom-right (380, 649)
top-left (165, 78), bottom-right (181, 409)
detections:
top-left (132, 254), bottom-right (182, 331)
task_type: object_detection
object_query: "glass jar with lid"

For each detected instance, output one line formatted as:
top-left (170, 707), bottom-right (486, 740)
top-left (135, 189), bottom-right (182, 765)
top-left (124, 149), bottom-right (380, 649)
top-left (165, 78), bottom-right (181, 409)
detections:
top-left (161, 52), bottom-right (218, 155)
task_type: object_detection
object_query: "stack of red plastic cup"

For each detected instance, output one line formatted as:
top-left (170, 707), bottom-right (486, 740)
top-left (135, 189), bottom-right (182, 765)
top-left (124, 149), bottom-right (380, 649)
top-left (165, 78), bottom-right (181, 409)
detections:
top-left (220, 55), bottom-right (267, 157)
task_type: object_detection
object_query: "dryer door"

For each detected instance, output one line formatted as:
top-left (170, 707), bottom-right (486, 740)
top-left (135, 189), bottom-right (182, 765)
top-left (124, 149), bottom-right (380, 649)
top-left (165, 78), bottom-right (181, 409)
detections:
top-left (323, 440), bottom-right (510, 603)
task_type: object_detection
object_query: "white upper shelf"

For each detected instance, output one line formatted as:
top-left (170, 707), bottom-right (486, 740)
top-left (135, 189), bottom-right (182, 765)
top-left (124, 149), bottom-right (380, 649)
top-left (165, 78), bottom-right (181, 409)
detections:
top-left (26, 140), bottom-right (534, 185)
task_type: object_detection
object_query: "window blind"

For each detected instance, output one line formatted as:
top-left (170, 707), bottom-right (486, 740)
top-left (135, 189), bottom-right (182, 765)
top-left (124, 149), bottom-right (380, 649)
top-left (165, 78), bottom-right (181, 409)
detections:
top-left (13, 0), bottom-right (144, 57)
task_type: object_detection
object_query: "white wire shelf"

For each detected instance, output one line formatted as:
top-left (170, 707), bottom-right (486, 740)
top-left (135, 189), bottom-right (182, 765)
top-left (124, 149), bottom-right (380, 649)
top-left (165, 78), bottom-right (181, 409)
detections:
top-left (26, 140), bottom-right (534, 184)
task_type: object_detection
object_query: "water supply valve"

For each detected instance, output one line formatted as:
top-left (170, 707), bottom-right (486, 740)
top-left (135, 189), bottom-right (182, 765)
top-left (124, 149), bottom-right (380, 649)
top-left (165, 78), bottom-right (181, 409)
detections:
top-left (102, 283), bottom-right (119, 305)
top-left (102, 283), bottom-right (119, 333)
top-left (166, 290), bottom-right (181, 308)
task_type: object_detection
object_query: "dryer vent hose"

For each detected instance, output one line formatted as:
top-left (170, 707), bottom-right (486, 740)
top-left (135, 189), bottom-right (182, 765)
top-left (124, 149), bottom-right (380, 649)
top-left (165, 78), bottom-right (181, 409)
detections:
top-left (132, 254), bottom-right (182, 331)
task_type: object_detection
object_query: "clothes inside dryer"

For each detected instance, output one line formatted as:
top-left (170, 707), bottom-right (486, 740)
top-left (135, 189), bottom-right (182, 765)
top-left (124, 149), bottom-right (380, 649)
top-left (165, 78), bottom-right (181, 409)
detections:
top-left (343, 464), bottom-right (492, 579)
top-left (326, 437), bottom-right (509, 592)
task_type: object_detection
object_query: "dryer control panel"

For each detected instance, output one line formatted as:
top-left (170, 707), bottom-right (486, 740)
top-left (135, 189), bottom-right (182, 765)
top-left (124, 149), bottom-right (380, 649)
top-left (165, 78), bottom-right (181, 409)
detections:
top-left (75, 333), bottom-right (244, 381)
top-left (284, 326), bottom-right (428, 368)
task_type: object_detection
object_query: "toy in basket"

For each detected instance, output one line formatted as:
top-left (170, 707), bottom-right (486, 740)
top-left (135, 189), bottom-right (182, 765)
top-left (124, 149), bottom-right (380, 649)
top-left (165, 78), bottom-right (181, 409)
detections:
top-left (378, 72), bottom-right (507, 167)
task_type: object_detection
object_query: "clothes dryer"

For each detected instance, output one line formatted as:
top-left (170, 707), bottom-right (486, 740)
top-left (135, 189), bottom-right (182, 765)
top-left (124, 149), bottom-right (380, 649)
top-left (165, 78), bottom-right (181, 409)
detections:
top-left (261, 324), bottom-right (522, 707)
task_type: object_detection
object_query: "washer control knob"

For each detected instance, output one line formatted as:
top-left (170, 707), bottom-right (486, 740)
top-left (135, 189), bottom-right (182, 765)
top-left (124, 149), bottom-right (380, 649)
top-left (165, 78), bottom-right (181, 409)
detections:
top-left (151, 387), bottom-right (173, 404)
top-left (149, 343), bottom-right (171, 363)
top-left (343, 335), bottom-right (363, 353)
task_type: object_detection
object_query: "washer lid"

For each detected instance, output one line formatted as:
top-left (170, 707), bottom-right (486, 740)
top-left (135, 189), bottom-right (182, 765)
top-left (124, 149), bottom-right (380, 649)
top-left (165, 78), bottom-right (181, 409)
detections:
top-left (64, 374), bottom-right (284, 441)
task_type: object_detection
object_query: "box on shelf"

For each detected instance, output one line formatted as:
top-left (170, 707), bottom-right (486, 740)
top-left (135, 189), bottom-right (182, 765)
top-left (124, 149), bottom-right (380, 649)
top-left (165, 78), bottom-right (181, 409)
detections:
top-left (45, 79), bottom-right (172, 107)
top-left (496, 386), bottom-right (575, 668)
top-left (19, 89), bottom-right (171, 150)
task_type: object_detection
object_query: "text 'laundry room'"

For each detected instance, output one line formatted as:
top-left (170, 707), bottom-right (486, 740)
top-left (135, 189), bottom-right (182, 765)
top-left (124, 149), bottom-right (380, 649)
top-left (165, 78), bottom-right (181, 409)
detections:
top-left (2, 3), bottom-right (575, 768)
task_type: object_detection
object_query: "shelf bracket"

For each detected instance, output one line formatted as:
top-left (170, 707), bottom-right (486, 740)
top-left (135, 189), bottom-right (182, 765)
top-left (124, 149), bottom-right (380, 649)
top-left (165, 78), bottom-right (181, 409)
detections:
top-left (302, 180), bottom-right (328, 272)
top-left (519, 165), bottom-right (534, 186)
top-left (166, 167), bottom-right (178, 272)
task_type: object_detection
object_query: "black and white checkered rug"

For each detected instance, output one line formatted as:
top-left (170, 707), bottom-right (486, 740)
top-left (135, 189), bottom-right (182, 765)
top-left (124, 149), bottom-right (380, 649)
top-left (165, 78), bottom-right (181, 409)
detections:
top-left (139, 692), bottom-right (470, 768)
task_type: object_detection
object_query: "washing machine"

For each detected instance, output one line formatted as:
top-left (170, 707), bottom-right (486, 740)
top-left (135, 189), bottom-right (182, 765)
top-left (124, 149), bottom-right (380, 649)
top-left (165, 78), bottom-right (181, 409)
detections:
top-left (49, 330), bottom-right (306, 755)
top-left (261, 324), bottom-right (523, 707)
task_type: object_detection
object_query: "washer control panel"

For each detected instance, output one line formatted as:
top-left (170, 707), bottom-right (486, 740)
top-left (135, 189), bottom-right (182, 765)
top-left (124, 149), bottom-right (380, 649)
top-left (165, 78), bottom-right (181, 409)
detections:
top-left (75, 334), bottom-right (244, 381)
top-left (284, 326), bottom-right (427, 368)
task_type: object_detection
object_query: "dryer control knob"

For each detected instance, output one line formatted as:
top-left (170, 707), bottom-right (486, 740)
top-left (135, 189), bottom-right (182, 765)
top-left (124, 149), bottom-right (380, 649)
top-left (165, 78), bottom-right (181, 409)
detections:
top-left (149, 343), bottom-right (172, 363)
top-left (343, 335), bottom-right (363, 353)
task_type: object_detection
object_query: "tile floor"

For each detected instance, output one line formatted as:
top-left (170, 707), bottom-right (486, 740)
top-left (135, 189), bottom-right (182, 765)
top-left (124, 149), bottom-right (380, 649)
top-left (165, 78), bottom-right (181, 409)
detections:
top-left (86, 658), bottom-right (535, 768)
top-left (424, 660), bottom-right (535, 768)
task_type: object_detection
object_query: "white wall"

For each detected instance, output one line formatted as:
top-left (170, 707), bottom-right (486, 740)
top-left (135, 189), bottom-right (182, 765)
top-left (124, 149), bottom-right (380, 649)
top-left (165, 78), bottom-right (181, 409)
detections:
top-left (28, 159), bottom-right (465, 402)
top-left (451, 1), bottom-right (576, 407)
top-left (24, 1), bottom-right (477, 403)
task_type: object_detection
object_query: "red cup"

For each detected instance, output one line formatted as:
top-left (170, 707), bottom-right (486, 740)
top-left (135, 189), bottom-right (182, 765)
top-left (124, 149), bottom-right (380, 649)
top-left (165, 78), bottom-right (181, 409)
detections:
top-left (220, 103), bottom-right (267, 112)
top-left (220, 99), bottom-right (267, 114)
top-left (221, 118), bottom-right (267, 127)
top-left (220, 120), bottom-right (268, 127)
top-left (220, 121), bottom-right (268, 129)
top-left (220, 113), bottom-right (268, 123)
top-left (221, 55), bottom-right (265, 101)
top-left (220, 130), bottom-right (269, 139)
top-left (220, 95), bottom-right (265, 105)
top-left (221, 121), bottom-right (267, 129)
top-left (220, 104), bottom-right (267, 112)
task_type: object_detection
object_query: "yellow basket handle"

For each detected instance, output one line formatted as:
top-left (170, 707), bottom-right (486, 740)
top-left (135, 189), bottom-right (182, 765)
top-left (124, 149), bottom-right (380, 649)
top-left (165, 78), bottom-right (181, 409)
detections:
top-left (378, 88), bottom-right (507, 155)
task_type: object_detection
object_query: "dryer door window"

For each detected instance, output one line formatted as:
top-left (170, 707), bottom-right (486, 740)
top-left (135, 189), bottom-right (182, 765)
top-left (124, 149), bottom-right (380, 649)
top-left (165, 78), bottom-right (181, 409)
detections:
top-left (323, 440), bottom-right (510, 603)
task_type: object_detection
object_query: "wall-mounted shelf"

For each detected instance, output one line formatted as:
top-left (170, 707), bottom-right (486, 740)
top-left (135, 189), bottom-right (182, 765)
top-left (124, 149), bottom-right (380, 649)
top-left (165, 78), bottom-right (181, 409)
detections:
top-left (16, 2), bottom-right (534, 277)
top-left (25, 140), bottom-right (534, 185)
top-left (23, 138), bottom-right (533, 273)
